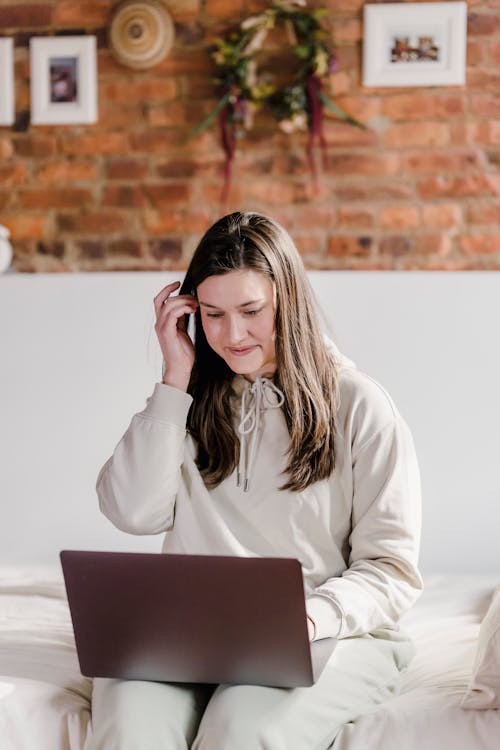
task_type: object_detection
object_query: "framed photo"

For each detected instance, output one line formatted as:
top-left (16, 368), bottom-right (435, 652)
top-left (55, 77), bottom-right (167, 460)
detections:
top-left (0, 38), bottom-right (15, 125)
top-left (30, 36), bottom-right (98, 125)
top-left (363, 2), bottom-right (467, 87)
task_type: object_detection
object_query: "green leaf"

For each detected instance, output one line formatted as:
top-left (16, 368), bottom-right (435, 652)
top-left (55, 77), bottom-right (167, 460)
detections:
top-left (318, 91), bottom-right (366, 129)
top-left (183, 92), bottom-right (232, 142)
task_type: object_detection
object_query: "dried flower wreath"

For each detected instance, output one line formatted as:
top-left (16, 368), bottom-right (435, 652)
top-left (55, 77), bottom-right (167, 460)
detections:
top-left (189, 0), bottom-right (364, 201)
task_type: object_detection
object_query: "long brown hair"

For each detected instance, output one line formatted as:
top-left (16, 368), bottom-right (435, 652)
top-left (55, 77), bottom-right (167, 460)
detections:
top-left (180, 211), bottom-right (339, 491)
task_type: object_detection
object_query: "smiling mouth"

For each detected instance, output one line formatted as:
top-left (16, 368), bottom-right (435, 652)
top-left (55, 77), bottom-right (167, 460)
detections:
top-left (227, 346), bottom-right (257, 356)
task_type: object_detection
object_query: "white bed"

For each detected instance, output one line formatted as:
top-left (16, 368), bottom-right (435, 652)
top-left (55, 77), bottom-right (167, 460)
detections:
top-left (1, 568), bottom-right (498, 750)
top-left (1, 271), bottom-right (499, 748)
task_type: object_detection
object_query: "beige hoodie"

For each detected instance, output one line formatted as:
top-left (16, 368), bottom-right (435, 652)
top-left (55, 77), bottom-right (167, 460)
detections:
top-left (96, 347), bottom-right (423, 641)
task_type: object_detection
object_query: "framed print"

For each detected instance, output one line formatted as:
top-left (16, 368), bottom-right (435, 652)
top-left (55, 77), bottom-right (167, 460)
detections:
top-left (363, 2), bottom-right (467, 87)
top-left (30, 36), bottom-right (98, 124)
top-left (0, 38), bottom-right (15, 125)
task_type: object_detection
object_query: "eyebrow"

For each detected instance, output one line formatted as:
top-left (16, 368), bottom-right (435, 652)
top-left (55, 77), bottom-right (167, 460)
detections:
top-left (198, 298), bottom-right (265, 310)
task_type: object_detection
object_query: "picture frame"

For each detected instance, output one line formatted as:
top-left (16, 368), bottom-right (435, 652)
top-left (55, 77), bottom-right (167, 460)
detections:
top-left (30, 36), bottom-right (98, 125)
top-left (362, 2), bottom-right (467, 88)
top-left (0, 37), bottom-right (15, 126)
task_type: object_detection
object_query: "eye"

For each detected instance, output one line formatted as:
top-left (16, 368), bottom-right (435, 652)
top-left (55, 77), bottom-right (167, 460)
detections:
top-left (244, 308), bottom-right (262, 317)
top-left (206, 312), bottom-right (223, 319)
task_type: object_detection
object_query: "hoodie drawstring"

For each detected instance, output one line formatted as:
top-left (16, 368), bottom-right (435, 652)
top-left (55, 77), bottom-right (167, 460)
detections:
top-left (237, 377), bottom-right (284, 492)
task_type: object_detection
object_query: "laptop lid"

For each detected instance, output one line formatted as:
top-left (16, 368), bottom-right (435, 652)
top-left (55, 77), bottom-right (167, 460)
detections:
top-left (60, 550), bottom-right (335, 688)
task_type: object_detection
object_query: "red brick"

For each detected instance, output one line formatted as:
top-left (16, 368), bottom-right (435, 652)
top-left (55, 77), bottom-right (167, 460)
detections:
top-left (246, 180), bottom-right (311, 205)
top-left (467, 39), bottom-right (488, 65)
top-left (473, 120), bottom-right (500, 145)
top-left (468, 201), bottom-right (500, 224)
top-left (467, 68), bottom-right (500, 90)
top-left (0, 5), bottom-right (51, 27)
top-left (143, 184), bottom-right (192, 208)
top-left (0, 191), bottom-right (11, 211)
top-left (157, 156), bottom-right (223, 179)
top-left (17, 188), bottom-right (93, 209)
top-left (107, 160), bottom-right (150, 180)
top-left (333, 96), bottom-right (381, 122)
top-left (294, 207), bottom-right (336, 230)
top-left (35, 161), bottom-right (98, 183)
top-left (325, 152), bottom-right (400, 176)
top-left (418, 176), bottom-right (498, 199)
top-left (379, 236), bottom-right (414, 257)
top-left (166, 0), bottom-right (201, 20)
top-left (334, 182), bottom-right (414, 201)
top-left (0, 138), bottom-right (13, 159)
top-left (108, 239), bottom-right (148, 258)
top-left (337, 207), bottom-right (375, 229)
top-left (100, 79), bottom-right (177, 104)
top-left (422, 204), bottom-right (463, 229)
top-left (334, 18), bottom-right (362, 43)
top-left (383, 122), bottom-right (450, 148)
top-left (491, 39), bottom-right (500, 64)
top-left (460, 233), bottom-right (500, 255)
top-left (327, 235), bottom-right (373, 257)
top-left (147, 103), bottom-right (188, 127)
top-left (57, 211), bottom-right (129, 234)
top-left (0, 163), bottom-right (26, 186)
top-left (103, 186), bottom-right (146, 208)
top-left (143, 209), bottom-right (184, 235)
top-left (60, 133), bottom-right (129, 156)
top-left (403, 149), bottom-right (483, 174)
top-left (382, 94), bottom-right (437, 120)
top-left (380, 206), bottom-right (419, 230)
top-left (130, 131), bottom-right (181, 153)
top-left (294, 235), bottom-right (324, 257)
top-left (471, 94), bottom-right (500, 117)
top-left (150, 238), bottom-right (183, 261)
top-left (2, 215), bottom-right (47, 239)
top-left (98, 103), bottom-right (145, 129)
top-left (157, 50), bottom-right (214, 75)
top-left (204, 0), bottom-right (244, 18)
top-left (54, 1), bottom-right (110, 26)
top-left (468, 12), bottom-right (500, 35)
top-left (37, 241), bottom-right (65, 258)
top-left (12, 136), bottom-right (56, 158)
top-left (323, 121), bottom-right (376, 147)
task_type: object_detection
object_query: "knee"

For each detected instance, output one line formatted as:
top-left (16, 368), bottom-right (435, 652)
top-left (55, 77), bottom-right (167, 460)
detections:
top-left (193, 715), bottom-right (279, 750)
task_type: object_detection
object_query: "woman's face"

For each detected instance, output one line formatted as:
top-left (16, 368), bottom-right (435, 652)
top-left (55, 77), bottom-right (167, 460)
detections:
top-left (197, 269), bottom-right (276, 381)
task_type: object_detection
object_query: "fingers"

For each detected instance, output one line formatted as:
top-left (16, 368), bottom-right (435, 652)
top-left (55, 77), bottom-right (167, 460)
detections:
top-left (154, 282), bottom-right (198, 341)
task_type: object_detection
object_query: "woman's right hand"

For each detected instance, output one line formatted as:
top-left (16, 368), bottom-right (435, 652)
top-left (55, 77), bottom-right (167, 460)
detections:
top-left (154, 281), bottom-right (198, 391)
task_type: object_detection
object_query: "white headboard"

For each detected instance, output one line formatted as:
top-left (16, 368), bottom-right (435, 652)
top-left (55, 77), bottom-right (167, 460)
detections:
top-left (1, 271), bottom-right (499, 575)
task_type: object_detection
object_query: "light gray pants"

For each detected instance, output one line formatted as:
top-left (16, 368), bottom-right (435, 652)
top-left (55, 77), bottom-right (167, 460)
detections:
top-left (87, 630), bottom-right (413, 750)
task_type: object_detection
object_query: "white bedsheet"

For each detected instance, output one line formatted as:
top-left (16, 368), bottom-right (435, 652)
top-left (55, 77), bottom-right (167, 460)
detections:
top-left (0, 567), bottom-right (91, 750)
top-left (334, 574), bottom-right (500, 749)
top-left (0, 568), bottom-right (498, 750)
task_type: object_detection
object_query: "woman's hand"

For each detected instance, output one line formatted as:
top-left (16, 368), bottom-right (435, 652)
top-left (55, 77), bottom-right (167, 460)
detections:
top-left (154, 281), bottom-right (198, 391)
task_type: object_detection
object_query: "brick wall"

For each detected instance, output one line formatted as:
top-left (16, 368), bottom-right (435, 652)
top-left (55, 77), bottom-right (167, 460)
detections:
top-left (0, 0), bottom-right (499, 271)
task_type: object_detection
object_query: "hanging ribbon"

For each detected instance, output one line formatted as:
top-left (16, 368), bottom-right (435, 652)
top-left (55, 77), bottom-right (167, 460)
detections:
top-left (218, 92), bottom-right (241, 204)
top-left (305, 73), bottom-right (328, 191)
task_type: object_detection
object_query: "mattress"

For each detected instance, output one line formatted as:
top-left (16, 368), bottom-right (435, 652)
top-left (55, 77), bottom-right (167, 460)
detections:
top-left (0, 567), bottom-right (498, 750)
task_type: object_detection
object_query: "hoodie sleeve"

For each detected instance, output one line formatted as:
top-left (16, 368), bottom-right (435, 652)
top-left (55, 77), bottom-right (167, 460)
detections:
top-left (96, 383), bottom-right (193, 535)
top-left (307, 374), bottom-right (423, 640)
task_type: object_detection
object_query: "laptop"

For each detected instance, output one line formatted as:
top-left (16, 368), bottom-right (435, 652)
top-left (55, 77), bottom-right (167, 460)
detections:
top-left (60, 550), bottom-right (337, 688)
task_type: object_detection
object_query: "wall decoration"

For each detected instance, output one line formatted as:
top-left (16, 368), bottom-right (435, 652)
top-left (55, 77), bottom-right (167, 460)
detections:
top-left (363, 2), bottom-right (467, 88)
top-left (0, 38), bottom-right (15, 126)
top-left (30, 36), bottom-right (98, 125)
top-left (109, 0), bottom-right (175, 70)
top-left (189, 0), bottom-right (363, 201)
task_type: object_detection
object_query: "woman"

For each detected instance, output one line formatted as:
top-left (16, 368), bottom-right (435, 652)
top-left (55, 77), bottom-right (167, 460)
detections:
top-left (92, 211), bottom-right (422, 750)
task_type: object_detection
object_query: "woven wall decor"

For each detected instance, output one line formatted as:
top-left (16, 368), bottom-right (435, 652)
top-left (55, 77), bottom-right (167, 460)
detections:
top-left (109, 0), bottom-right (174, 70)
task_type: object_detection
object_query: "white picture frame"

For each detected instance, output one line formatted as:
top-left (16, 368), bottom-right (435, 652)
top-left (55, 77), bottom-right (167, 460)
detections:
top-left (0, 38), bottom-right (15, 126)
top-left (363, 2), bottom-right (467, 88)
top-left (30, 35), bottom-right (98, 125)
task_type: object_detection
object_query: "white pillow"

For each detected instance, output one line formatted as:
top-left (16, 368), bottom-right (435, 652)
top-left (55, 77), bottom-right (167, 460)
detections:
top-left (462, 584), bottom-right (500, 709)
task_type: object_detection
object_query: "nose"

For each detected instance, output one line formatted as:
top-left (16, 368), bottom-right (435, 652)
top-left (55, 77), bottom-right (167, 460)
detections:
top-left (226, 314), bottom-right (247, 344)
